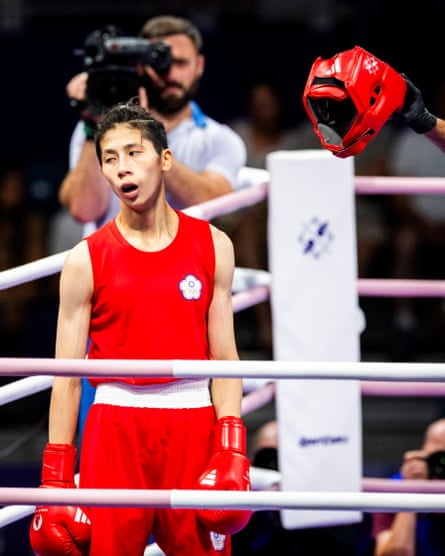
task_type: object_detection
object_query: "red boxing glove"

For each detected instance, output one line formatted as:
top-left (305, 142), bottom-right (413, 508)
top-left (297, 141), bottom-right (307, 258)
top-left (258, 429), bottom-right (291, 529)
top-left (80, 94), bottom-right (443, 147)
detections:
top-left (29, 443), bottom-right (91, 556)
top-left (197, 416), bottom-right (252, 535)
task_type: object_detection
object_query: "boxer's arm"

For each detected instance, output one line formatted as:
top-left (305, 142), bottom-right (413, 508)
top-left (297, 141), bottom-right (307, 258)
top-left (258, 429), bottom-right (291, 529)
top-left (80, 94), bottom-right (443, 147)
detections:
top-left (31, 240), bottom-right (93, 555)
top-left (50, 240), bottom-right (93, 444)
top-left (196, 225), bottom-right (251, 535)
top-left (60, 71), bottom-right (111, 224)
top-left (207, 225), bottom-right (242, 418)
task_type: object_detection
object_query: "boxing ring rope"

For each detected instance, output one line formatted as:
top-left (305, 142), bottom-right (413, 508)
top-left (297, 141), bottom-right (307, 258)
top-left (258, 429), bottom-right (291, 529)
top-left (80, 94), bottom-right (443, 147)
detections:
top-left (4, 486), bottom-right (445, 513)
top-left (3, 172), bottom-right (445, 294)
top-left (3, 476), bottom-right (445, 528)
top-left (2, 170), bottom-right (445, 543)
top-left (3, 357), bottom-right (445, 380)
top-left (1, 374), bottom-right (445, 422)
top-left (354, 175), bottom-right (445, 194)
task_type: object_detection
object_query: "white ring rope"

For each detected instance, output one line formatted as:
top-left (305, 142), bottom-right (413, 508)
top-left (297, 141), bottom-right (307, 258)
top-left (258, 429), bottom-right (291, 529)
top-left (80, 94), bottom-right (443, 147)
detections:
top-left (0, 179), bottom-right (268, 292)
top-left (0, 465), bottom-right (280, 529)
top-left (0, 505), bottom-right (36, 528)
top-left (0, 376), bottom-right (273, 414)
top-left (3, 475), bottom-right (445, 530)
top-left (0, 376), bottom-right (53, 406)
top-left (3, 253), bottom-right (445, 299)
top-left (184, 180), bottom-right (268, 221)
top-left (2, 376), bottom-right (445, 418)
top-left (1, 357), bottom-right (445, 380)
top-left (2, 487), bottom-right (445, 513)
top-left (0, 250), bottom-right (69, 291)
top-left (2, 172), bottom-right (445, 298)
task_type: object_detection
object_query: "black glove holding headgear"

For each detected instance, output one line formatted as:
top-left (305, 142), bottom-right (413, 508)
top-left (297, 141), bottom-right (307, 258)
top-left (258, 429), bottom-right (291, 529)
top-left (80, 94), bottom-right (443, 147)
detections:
top-left (394, 74), bottom-right (437, 134)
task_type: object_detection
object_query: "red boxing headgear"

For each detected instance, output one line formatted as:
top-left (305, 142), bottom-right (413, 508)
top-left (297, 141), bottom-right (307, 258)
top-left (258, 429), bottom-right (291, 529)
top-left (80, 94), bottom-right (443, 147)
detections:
top-left (302, 45), bottom-right (406, 158)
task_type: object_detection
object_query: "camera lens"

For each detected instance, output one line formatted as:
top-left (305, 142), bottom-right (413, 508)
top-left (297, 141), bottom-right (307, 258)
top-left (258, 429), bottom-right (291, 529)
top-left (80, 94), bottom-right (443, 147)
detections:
top-left (426, 450), bottom-right (445, 479)
top-left (142, 41), bottom-right (173, 75)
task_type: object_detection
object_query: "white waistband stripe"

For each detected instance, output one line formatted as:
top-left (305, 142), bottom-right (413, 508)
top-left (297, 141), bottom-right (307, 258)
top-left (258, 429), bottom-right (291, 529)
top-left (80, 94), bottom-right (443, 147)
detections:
top-left (93, 379), bottom-right (211, 408)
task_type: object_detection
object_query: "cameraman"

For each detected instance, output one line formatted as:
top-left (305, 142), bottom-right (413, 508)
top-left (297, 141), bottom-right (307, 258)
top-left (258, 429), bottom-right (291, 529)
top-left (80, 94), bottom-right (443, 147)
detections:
top-left (59, 15), bottom-right (246, 228)
top-left (373, 418), bottom-right (445, 556)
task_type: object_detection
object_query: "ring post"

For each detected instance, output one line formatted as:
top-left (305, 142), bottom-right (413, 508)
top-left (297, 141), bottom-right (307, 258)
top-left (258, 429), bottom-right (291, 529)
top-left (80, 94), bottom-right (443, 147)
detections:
top-left (268, 150), bottom-right (362, 528)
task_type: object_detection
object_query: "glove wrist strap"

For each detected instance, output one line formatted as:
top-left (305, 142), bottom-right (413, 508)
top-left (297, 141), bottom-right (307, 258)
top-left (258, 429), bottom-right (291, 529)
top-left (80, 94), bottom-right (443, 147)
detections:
top-left (42, 443), bottom-right (76, 484)
top-left (214, 417), bottom-right (246, 454)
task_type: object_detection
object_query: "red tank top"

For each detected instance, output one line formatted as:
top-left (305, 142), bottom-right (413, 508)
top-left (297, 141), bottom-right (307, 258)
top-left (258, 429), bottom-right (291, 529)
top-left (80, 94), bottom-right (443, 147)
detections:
top-left (86, 210), bottom-right (215, 385)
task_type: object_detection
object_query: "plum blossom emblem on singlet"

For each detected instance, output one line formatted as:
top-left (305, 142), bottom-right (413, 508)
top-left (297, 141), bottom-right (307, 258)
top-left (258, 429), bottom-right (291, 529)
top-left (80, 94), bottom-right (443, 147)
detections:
top-left (179, 274), bottom-right (202, 300)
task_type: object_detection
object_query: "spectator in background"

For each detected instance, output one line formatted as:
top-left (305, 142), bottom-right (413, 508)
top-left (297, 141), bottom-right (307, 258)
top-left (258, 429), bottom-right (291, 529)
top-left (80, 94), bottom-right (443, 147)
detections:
top-left (222, 78), bottom-right (302, 353)
top-left (20, 205), bottom-right (85, 360)
top-left (232, 419), bottom-right (374, 555)
top-left (230, 78), bottom-right (301, 168)
top-left (384, 78), bottom-right (445, 359)
top-left (47, 207), bottom-right (84, 257)
top-left (0, 162), bottom-right (47, 356)
top-left (232, 419), bottom-right (288, 555)
top-left (373, 418), bottom-right (445, 556)
top-left (0, 161), bottom-right (53, 428)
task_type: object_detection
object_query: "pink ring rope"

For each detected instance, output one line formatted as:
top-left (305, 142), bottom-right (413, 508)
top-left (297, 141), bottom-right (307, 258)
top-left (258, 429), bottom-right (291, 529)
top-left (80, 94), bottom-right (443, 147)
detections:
top-left (0, 357), bottom-right (445, 380)
top-left (355, 175), bottom-right (445, 194)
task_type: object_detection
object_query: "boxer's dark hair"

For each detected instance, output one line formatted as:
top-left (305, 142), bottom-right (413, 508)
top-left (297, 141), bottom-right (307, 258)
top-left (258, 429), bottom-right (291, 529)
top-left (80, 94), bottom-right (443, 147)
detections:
top-left (95, 97), bottom-right (168, 163)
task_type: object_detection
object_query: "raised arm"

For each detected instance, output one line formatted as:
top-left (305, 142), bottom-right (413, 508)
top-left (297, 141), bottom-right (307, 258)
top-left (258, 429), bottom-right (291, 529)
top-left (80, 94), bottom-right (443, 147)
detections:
top-left (425, 118), bottom-right (445, 152)
top-left (393, 74), bottom-right (445, 153)
top-left (165, 158), bottom-right (233, 207)
top-left (59, 72), bottom-right (111, 223)
top-left (59, 138), bottom-right (110, 224)
top-left (161, 120), bottom-right (246, 208)
top-left (374, 448), bottom-right (429, 556)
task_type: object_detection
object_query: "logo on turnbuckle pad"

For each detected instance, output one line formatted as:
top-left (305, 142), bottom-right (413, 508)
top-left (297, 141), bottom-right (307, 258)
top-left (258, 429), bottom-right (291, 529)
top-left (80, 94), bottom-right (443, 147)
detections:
top-left (298, 216), bottom-right (334, 259)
